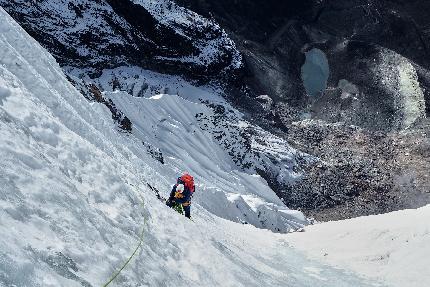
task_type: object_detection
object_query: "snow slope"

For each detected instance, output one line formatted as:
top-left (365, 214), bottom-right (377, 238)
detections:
top-left (287, 205), bottom-right (430, 287)
top-left (65, 65), bottom-right (309, 233)
top-left (107, 92), bottom-right (306, 232)
top-left (0, 7), bottom-right (389, 287)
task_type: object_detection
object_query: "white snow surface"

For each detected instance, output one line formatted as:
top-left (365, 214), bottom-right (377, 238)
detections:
top-left (93, 66), bottom-right (304, 175)
top-left (0, 7), bottom-right (397, 287)
top-left (65, 65), bottom-right (306, 228)
top-left (287, 205), bottom-right (430, 287)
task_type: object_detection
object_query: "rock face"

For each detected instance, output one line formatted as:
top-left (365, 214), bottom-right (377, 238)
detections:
top-left (2, 0), bottom-right (430, 220)
top-left (0, 0), bottom-right (241, 80)
top-left (313, 42), bottom-right (426, 132)
top-left (176, 0), bottom-right (318, 105)
top-left (283, 119), bottom-right (430, 221)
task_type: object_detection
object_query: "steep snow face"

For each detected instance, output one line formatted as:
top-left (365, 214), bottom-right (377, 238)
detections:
top-left (109, 92), bottom-right (307, 232)
top-left (0, 8), bottom-right (385, 287)
top-left (66, 65), bottom-right (307, 232)
top-left (97, 66), bottom-right (307, 185)
top-left (287, 205), bottom-right (430, 287)
top-left (0, 0), bottom-right (241, 79)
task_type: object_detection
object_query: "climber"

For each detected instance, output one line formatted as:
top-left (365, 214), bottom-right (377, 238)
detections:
top-left (166, 173), bottom-right (195, 219)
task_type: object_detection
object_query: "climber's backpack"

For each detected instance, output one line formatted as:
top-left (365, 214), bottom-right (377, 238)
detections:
top-left (178, 173), bottom-right (195, 194)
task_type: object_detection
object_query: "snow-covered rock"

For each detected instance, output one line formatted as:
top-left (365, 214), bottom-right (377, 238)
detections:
top-left (133, 0), bottom-right (242, 70)
top-left (0, 0), bottom-right (241, 80)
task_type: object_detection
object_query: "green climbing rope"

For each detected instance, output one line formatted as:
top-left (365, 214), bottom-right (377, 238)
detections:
top-left (172, 202), bottom-right (184, 215)
top-left (102, 195), bottom-right (147, 287)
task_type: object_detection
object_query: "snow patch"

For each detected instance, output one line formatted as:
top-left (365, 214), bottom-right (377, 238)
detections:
top-left (338, 79), bottom-right (359, 99)
top-left (287, 205), bottom-right (430, 287)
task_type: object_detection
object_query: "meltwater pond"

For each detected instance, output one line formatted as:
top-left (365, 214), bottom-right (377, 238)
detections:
top-left (301, 48), bottom-right (330, 97)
